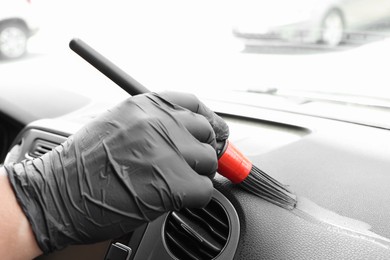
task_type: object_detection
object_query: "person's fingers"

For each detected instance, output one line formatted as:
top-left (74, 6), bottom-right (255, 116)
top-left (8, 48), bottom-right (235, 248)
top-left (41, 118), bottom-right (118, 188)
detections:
top-left (178, 174), bottom-right (213, 209)
top-left (158, 91), bottom-right (229, 142)
top-left (169, 108), bottom-right (218, 177)
top-left (178, 140), bottom-right (218, 178)
top-left (143, 93), bottom-right (219, 178)
top-left (173, 110), bottom-right (216, 148)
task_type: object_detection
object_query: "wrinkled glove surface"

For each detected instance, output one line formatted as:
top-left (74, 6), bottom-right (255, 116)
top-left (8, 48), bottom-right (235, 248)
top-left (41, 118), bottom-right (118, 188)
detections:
top-left (5, 92), bottom-right (229, 253)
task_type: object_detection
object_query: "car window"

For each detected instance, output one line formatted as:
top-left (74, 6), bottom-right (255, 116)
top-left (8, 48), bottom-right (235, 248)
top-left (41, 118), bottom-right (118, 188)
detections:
top-left (2, 0), bottom-right (390, 116)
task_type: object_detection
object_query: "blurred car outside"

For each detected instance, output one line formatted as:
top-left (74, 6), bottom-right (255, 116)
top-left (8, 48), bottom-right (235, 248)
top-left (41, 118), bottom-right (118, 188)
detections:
top-left (232, 0), bottom-right (390, 47)
top-left (0, 0), bottom-right (39, 59)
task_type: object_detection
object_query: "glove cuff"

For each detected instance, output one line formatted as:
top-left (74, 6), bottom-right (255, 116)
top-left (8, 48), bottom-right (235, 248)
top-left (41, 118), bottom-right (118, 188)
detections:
top-left (5, 161), bottom-right (53, 253)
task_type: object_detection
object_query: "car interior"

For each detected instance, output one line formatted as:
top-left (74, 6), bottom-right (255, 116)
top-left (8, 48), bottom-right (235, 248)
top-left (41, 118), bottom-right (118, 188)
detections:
top-left (2, 0), bottom-right (390, 259)
top-left (2, 65), bottom-right (390, 259)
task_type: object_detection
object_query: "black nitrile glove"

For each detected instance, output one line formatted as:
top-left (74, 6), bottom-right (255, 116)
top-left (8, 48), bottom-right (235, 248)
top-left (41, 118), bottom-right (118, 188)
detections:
top-left (5, 92), bottom-right (229, 253)
top-left (158, 91), bottom-right (229, 142)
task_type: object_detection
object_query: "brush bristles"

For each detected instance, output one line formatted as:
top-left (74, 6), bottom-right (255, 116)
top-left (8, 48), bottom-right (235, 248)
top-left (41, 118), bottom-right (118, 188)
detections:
top-left (239, 165), bottom-right (297, 210)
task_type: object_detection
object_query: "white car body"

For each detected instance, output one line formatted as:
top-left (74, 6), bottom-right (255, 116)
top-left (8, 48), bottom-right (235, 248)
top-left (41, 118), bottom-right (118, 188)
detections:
top-left (0, 0), bottom-right (39, 33)
top-left (0, 0), bottom-right (39, 58)
top-left (232, 0), bottom-right (390, 46)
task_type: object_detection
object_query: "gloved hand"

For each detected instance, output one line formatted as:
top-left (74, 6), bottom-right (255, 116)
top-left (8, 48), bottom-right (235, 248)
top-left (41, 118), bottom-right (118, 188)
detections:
top-left (158, 91), bottom-right (229, 142)
top-left (5, 92), bottom-right (229, 253)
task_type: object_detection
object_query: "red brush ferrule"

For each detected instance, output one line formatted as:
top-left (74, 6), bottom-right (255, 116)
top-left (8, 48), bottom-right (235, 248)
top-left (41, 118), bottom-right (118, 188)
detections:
top-left (217, 140), bottom-right (252, 184)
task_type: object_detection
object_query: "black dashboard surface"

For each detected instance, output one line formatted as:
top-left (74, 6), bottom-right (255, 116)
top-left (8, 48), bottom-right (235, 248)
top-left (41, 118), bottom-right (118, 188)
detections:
top-left (212, 103), bottom-right (390, 259)
top-left (215, 124), bottom-right (390, 259)
top-left (5, 95), bottom-right (390, 259)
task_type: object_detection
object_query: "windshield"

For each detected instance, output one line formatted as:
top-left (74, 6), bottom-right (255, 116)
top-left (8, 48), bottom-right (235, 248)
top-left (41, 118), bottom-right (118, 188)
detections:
top-left (3, 0), bottom-right (390, 108)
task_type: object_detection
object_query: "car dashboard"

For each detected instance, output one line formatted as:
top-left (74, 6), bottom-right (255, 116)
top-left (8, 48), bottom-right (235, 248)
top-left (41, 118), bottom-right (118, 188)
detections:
top-left (3, 91), bottom-right (390, 259)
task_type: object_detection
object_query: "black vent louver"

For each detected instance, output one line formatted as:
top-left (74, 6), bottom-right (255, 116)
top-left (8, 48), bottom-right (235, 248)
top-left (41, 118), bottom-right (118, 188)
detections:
top-left (164, 199), bottom-right (230, 260)
top-left (28, 139), bottom-right (59, 158)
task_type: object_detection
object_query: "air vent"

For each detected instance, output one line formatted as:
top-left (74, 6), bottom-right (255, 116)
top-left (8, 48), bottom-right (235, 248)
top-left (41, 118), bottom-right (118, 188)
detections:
top-left (28, 139), bottom-right (60, 158)
top-left (164, 199), bottom-right (230, 260)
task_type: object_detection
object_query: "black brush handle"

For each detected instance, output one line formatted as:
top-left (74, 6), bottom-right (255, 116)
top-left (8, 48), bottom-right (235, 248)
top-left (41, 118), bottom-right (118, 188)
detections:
top-left (70, 38), bottom-right (227, 151)
top-left (69, 39), bottom-right (252, 189)
top-left (69, 38), bottom-right (150, 96)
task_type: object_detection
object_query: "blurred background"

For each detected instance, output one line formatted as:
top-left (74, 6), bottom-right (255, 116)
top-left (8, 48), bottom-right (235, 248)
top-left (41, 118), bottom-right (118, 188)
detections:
top-left (2, 0), bottom-right (390, 100)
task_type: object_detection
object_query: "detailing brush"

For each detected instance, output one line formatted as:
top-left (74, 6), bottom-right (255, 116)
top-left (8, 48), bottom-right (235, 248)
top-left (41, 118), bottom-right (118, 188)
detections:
top-left (216, 140), bottom-right (296, 209)
top-left (69, 38), bottom-right (297, 210)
